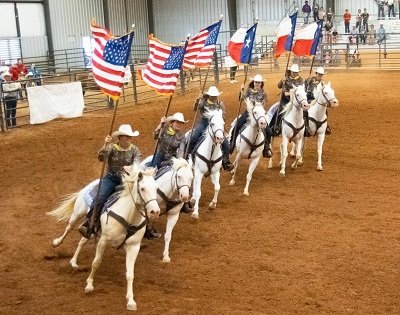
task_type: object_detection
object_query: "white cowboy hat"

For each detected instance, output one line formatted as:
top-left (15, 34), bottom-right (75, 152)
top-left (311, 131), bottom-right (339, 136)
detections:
top-left (315, 67), bottom-right (325, 75)
top-left (290, 64), bottom-right (301, 72)
top-left (166, 112), bottom-right (188, 123)
top-left (205, 86), bottom-right (222, 96)
top-left (27, 72), bottom-right (34, 76)
top-left (3, 71), bottom-right (11, 76)
top-left (251, 74), bottom-right (264, 82)
top-left (111, 124), bottom-right (139, 138)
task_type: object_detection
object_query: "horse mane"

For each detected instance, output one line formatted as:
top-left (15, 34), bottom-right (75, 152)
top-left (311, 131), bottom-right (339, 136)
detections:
top-left (120, 164), bottom-right (155, 197)
top-left (171, 157), bottom-right (189, 170)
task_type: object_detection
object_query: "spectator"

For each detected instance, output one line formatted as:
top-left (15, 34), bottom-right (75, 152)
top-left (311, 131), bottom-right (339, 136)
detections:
top-left (302, 1), bottom-right (312, 24)
top-left (324, 20), bottom-right (333, 43)
top-left (326, 7), bottom-right (334, 22)
top-left (0, 60), bottom-right (9, 81)
top-left (1, 71), bottom-right (21, 128)
top-left (349, 25), bottom-right (358, 44)
top-left (377, 23), bottom-right (386, 45)
top-left (359, 24), bottom-right (367, 45)
top-left (318, 6), bottom-right (326, 21)
top-left (343, 9), bottom-right (351, 34)
top-left (366, 24), bottom-right (377, 45)
top-left (356, 9), bottom-right (362, 31)
top-left (387, 0), bottom-right (395, 18)
top-left (29, 64), bottom-right (42, 86)
top-left (361, 8), bottom-right (369, 32)
top-left (332, 27), bottom-right (339, 43)
top-left (375, 0), bottom-right (385, 20)
top-left (313, 1), bottom-right (319, 22)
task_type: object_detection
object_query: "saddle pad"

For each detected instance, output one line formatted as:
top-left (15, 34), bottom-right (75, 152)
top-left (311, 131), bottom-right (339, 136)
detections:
top-left (155, 165), bottom-right (172, 180)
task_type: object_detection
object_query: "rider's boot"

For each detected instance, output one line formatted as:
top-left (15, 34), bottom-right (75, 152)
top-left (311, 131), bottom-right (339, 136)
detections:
top-left (79, 207), bottom-right (95, 239)
top-left (180, 202), bottom-right (193, 214)
top-left (263, 127), bottom-right (273, 158)
top-left (222, 154), bottom-right (234, 171)
top-left (144, 224), bottom-right (162, 240)
top-left (304, 111), bottom-right (312, 136)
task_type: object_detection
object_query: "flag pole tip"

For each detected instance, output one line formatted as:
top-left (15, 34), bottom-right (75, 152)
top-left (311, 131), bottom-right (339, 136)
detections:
top-left (131, 24), bottom-right (135, 30)
top-left (219, 14), bottom-right (223, 19)
top-left (295, 7), bottom-right (299, 12)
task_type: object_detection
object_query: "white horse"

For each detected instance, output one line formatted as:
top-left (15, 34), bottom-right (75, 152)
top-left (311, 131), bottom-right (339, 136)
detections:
top-left (140, 157), bottom-right (194, 262)
top-left (289, 82), bottom-right (339, 171)
top-left (47, 164), bottom-right (160, 311)
top-left (190, 109), bottom-right (225, 219)
top-left (268, 85), bottom-right (310, 177)
top-left (228, 98), bottom-right (267, 195)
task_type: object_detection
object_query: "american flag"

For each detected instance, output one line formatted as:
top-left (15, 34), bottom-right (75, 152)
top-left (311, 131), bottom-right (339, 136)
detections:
top-left (142, 35), bottom-right (187, 95)
top-left (90, 22), bottom-right (134, 100)
top-left (183, 20), bottom-right (222, 69)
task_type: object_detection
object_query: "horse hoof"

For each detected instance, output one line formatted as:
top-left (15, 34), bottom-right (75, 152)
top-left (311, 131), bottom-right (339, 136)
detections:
top-left (291, 165), bottom-right (297, 170)
top-left (229, 180), bottom-right (235, 186)
top-left (162, 256), bottom-right (171, 263)
top-left (208, 202), bottom-right (216, 210)
top-left (289, 153), bottom-right (295, 158)
top-left (279, 171), bottom-right (285, 177)
top-left (243, 191), bottom-right (249, 196)
top-left (127, 302), bottom-right (137, 311)
top-left (70, 260), bottom-right (79, 270)
top-left (191, 213), bottom-right (199, 219)
top-left (85, 285), bottom-right (94, 293)
top-left (51, 239), bottom-right (61, 248)
top-left (230, 170), bottom-right (235, 175)
top-left (298, 160), bottom-right (303, 166)
top-left (317, 166), bottom-right (323, 171)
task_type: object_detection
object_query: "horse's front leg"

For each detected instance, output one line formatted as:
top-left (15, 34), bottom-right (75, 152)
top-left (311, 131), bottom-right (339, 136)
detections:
top-left (289, 142), bottom-right (296, 158)
top-left (70, 236), bottom-right (90, 270)
top-left (85, 237), bottom-right (107, 293)
top-left (229, 153), bottom-right (241, 186)
top-left (191, 169), bottom-right (204, 219)
top-left (163, 209), bottom-right (181, 263)
top-left (125, 242), bottom-right (141, 311)
top-left (316, 132), bottom-right (326, 171)
top-left (244, 155), bottom-right (261, 195)
top-left (209, 169), bottom-right (221, 209)
top-left (280, 137), bottom-right (289, 177)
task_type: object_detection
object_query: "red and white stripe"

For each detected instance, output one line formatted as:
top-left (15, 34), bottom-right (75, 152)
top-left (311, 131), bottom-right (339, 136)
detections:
top-left (183, 29), bottom-right (215, 69)
top-left (90, 23), bottom-right (125, 99)
top-left (142, 36), bottom-right (182, 95)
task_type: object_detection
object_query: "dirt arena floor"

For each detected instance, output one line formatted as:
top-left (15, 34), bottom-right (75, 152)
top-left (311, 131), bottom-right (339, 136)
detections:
top-left (1, 70), bottom-right (399, 315)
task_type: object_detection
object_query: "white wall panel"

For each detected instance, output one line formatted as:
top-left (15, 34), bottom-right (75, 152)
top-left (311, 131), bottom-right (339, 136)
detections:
top-left (48, 0), bottom-right (104, 50)
top-left (18, 3), bottom-right (46, 37)
top-left (125, 0), bottom-right (149, 49)
top-left (21, 36), bottom-right (48, 58)
top-left (108, 0), bottom-right (128, 35)
top-left (0, 4), bottom-right (18, 37)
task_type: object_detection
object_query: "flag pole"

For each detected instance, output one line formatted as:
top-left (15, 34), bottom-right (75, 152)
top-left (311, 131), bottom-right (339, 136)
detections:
top-left (88, 25), bottom-right (135, 235)
top-left (231, 65), bottom-right (249, 146)
top-left (151, 35), bottom-right (190, 165)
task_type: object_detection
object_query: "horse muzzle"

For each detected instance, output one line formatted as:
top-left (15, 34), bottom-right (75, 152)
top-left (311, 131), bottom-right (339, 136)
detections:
top-left (330, 99), bottom-right (339, 108)
top-left (301, 101), bottom-right (310, 110)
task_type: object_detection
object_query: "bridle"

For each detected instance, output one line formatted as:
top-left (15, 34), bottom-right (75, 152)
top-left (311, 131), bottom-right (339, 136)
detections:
top-left (207, 115), bottom-right (224, 144)
top-left (316, 85), bottom-right (336, 108)
top-left (291, 87), bottom-right (308, 110)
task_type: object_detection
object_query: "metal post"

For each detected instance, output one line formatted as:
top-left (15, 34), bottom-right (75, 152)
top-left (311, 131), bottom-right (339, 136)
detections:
top-left (131, 63), bottom-right (137, 104)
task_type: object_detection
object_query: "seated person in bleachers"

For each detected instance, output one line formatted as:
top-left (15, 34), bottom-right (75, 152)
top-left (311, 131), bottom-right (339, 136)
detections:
top-left (324, 20), bottom-right (333, 43)
top-left (366, 24), bottom-right (376, 45)
top-left (332, 27), bottom-right (338, 43)
top-left (348, 25), bottom-right (358, 44)
top-left (377, 23), bottom-right (386, 45)
top-left (359, 24), bottom-right (367, 45)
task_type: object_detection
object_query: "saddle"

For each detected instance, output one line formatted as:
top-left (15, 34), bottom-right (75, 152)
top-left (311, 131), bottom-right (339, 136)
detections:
top-left (86, 183), bottom-right (124, 214)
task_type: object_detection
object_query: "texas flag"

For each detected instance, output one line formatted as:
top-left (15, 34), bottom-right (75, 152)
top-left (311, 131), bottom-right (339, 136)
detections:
top-left (228, 23), bottom-right (258, 64)
top-left (274, 13), bottom-right (297, 58)
top-left (292, 20), bottom-right (323, 56)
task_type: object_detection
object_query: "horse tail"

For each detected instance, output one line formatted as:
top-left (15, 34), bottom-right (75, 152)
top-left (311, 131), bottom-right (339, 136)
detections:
top-left (46, 193), bottom-right (78, 222)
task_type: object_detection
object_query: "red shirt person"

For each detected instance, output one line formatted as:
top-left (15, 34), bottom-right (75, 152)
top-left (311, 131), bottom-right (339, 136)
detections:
top-left (343, 9), bottom-right (352, 34)
top-left (9, 58), bottom-right (28, 81)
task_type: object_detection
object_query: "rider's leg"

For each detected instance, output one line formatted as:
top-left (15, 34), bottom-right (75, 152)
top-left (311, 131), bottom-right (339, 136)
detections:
top-left (221, 139), bottom-right (234, 171)
top-left (325, 111), bottom-right (332, 134)
top-left (263, 127), bottom-right (273, 158)
top-left (230, 111), bottom-right (249, 153)
top-left (304, 110), bottom-right (311, 135)
top-left (187, 119), bottom-right (208, 154)
top-left (150, 151), bottom-right (165, 169)
top-left (79, 173), bottom-right (120, 238)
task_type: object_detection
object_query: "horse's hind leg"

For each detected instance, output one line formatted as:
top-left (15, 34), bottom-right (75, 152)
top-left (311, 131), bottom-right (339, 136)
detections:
top-left (85, 237), bottom-right (107, 293)
top-left (291, 139), bottom-right (304, 170)
top-left (163, 210), bottom-right (180, 263)
top-left (229, 154), bottom-right (241, 186)
top-left (125, 243), bottom-right (141, 311)
top-left (289, 143), bottom-right (296, 158)
top-left (316, 133), bottom-right (326, 171)
top-left (244, 157), bottom-right (261, 195)
top-left (70, 236), bottom-right (89, 270)
top-left (209, 170), bottom-right (220, 209)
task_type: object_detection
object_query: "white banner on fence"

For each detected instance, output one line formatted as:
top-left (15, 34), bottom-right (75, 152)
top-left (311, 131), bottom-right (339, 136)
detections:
top-left (27, 82), bottom-right (84, 124)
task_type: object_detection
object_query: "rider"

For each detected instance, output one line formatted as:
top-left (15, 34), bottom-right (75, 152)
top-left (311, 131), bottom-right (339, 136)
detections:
top-left (188, 86), bottom-right (234, 172)
top-left (79, 124), bottom-right (161, 240)
top-left (230, 74), bottom-right (273, 158)
top-left (151, 112), bottom-right (187, 169)
top-left (304, 67), bottom-right (332, 135)
top-left (273, 64), bottom-right (304, 135)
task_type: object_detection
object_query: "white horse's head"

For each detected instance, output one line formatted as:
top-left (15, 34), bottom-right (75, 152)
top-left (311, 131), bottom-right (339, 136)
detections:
top-left (316, 82), bottom-right (339, 108)
top-left (122, 164), bottom-right (160, 219)
top-left (170, 158), bottom-right (193, 202)
top-left (245, 98), bottom-right (267, 129)
top-left (290, 85), bottom-right (310, 110)
top-left (207, 109), bottom-right (225, 144)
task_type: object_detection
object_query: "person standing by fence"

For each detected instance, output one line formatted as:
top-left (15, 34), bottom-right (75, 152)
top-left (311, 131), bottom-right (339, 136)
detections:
top-left (1, 71), bottom-right (21, 128)
top-left (343, 9), bottom-right (352, 34)
top-left (302, 1), bottom-right (312, 25)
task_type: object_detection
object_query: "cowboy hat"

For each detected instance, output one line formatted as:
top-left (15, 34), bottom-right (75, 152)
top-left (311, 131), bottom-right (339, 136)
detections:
top-left (205, 86), bottom-right (222, 96)
top-left (166, 112), bottom-right (188, 123)
top-left (290, 64), bottom-right (301, 72)
top-left (251, 74), bottom-right (264, 82)
top-left (315, 67), bottom-right (325, 75)
top-left (111, 124), bottom-right (139, 138)
top-left (27, 72), bottom-right (34, 76)
top-left (3, 71), bottom-right (11, 77)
